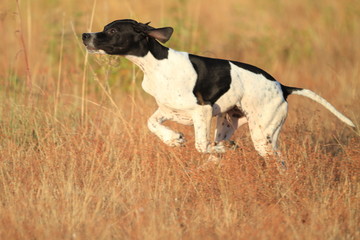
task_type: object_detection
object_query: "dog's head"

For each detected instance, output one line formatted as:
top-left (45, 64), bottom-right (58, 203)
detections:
top-left (82, 19), bottom-right (173, 56)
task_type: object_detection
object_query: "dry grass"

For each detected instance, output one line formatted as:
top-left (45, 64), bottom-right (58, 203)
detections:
top-left (0, 0), bottom-right (359, 239)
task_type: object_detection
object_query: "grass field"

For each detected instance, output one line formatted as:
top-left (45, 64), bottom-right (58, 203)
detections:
top-left (0, 0), bottom-right (359, 239)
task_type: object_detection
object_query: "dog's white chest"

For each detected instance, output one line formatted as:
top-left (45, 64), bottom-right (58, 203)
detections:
top-left (127, 50), bottom-right (199, 110)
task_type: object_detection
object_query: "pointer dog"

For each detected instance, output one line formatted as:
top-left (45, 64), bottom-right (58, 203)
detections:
top-left (82, 19), bottom-right (355, 158)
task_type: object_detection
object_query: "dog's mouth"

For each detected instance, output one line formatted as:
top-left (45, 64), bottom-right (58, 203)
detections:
top-left (84, 43), bottom-right (107, 54)
top-left (84, 44), bottom-right (95, 50)
top-left (87, 48), bottom-right (107, 54)
top-left (82, 33), bottom-right (105, 54)
top-left (85, 45), bottom-right (97, 51)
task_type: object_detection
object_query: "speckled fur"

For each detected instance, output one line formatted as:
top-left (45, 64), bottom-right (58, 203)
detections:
top-left (126, 51), bottom-right (289, 156)
top-left (83, 20), bottom-right (355, 158)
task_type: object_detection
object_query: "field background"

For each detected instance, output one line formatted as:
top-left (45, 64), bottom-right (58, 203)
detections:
top-left (0, 0), bottom-right (359, 239)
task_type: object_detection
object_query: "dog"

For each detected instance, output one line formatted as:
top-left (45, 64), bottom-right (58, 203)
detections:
top-left (82, 19), bottom-right (355, 158)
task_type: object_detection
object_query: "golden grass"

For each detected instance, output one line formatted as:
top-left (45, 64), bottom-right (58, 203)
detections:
top-left (0, 0), bottom-right (359, 239)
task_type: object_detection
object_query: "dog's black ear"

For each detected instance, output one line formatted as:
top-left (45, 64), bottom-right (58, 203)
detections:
top-left (147, 27), bottom-right (174, 43)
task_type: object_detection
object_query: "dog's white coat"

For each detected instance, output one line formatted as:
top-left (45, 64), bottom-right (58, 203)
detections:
top-left (85, 30), bottom-right (355, 158)
top-left (126, 49), bottom-right (289, 156)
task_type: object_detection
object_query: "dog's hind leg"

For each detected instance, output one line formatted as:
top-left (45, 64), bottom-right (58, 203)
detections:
top-left (214, 109), bottom-right (247, 147)
top-left (247, 102), bottom-right (288, 168)
top-left (147, 108), bottom-right (185, 147)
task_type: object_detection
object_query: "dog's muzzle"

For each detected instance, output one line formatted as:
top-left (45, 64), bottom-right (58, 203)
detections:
top-left (82, 33), bottom-right (105, 54)
top-left (82, 33), bottom-right (93, 47)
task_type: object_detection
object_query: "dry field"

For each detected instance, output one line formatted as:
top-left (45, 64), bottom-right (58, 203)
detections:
top-left (0, 0), bottom-right (359, 239)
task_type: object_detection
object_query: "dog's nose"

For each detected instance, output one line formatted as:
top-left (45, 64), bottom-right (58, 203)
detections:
top-left (82, 33), bottom-right (91, 42)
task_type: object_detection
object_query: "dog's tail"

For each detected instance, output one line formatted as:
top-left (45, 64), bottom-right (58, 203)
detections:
top-left (281, 85), bottom-right (355, 128)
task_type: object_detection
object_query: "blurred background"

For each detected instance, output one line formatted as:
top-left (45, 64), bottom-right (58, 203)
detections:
top-left (0, 1), bottom-right (359, 239)
top-left (1, 0), bottom-right (359, 104)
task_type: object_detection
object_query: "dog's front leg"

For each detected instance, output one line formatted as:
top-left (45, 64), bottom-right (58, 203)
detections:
top-left (192, 105), bottom-right (225, 153)
top-left (147, 108), bottom-right (185, 147)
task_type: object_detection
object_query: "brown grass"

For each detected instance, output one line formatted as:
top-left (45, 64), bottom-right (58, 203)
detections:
top-left (0, 0), bottom-right (359, 239)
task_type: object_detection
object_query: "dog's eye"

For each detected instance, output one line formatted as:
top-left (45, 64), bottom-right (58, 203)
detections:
top-left (108, 28), bottom-right (117, 34)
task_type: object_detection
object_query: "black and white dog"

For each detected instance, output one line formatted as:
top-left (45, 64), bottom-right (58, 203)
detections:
top-left (82, 19), bottom-right (355, 157)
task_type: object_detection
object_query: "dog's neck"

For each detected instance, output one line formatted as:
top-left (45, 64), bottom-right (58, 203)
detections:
top-left (147, 38), bottom-right (169, 60)
top-left (126, 38), bottom-right (170, 72)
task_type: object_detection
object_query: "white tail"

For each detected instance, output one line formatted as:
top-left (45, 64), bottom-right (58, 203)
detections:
top-left (290, 89), bottom-right (355, 127)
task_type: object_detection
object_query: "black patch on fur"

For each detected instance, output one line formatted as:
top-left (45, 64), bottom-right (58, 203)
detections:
top-left (266, 135), bottom-right (272, 144)
top-left (148, 37), bottom-right (169, 60)
top-left (189, 55), bottom-right (232, 105)
top-left (281, 84), bottom-right (303, 100)
top-left (86, 19), bottom-right (169, 59)
top-left (230, 61), bottom-right (276, 81)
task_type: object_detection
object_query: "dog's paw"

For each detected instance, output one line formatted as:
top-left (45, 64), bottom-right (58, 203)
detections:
top-left (164, 132), bottom-right (186, 147)
top-left (213, 140), bottom-right (238, 151)
top-left (221, 140), bottom-right (238, 150)
top-left (204, 143), bottom-right (226, 153)
top-left (207, 144), bottom-right (226, 153)
top-left (195, 142), bottom-right (227, 154)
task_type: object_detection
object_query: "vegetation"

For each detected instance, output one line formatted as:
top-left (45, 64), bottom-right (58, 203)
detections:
top-left (0, 0), bottom-right (359, 239)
